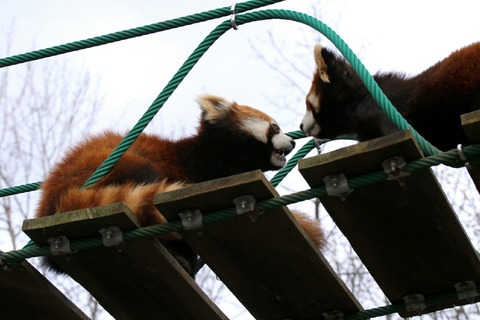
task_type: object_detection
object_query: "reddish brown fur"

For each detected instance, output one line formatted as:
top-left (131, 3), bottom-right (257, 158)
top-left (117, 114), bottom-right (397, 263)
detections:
top-left (37, 130), bottom-right (324, 246)
top-left (36, 132), bottom-right (187, 222)
top-left (291, 210), bottom-right (326, 249)
top-left (422, 43), bottom-right (480, 96)
top-left (406, 43), bottom-right (480, 123)
top-left (303, 42), bottom-right (480, 150)
top-left (37, 96), bottom-right (325, 275)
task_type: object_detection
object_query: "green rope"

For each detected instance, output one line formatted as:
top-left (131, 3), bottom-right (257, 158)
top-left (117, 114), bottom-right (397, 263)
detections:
top-left (0, 131), bottom-right (312, 196)
top-left (80, 16), bottom-right (234, 188)
top-left (285, 130), bottom-right (307, 140)
top-left (233, 10), bottom-right (442, 156)
top-left (0, 9), bottom-right (447, 193)
top-left (269, 139), bottom-right (316, 187)
top-left (0, 182), bottom-right (41, 197)
top-left (80, 9), bottom-right (442, 189)
top-left (0, 133), bottom-right (308, 197)
top-left (0, 0), bottom-right (282, 68)
top-left (2, 143), bottom-right (478, 266)
top-left (344, 284), bottom-right (472, 319)
top-left (0, 144), bottom-right (478, 317)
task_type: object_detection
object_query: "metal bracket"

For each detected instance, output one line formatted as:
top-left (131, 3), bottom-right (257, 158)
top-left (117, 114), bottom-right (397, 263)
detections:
top-left (233, 195), bottom-right (261, 222)
top-left (233, 195), bottom-right (256, 215)
top-left (457, 144), bottom-right (473, 170)
top-left (230, 2), bottom-right (239, 30)
top-left (455, 280), bottom-right (478, 301)
top-left (322, 309), bottom-right (344, 320)
top-left (179, 209), bottom-right (203, 231)
top-left (0, 258), bottom-right (8, 271)
top-left (2, 265), bottom-right (13, 271)
top-left (323, 173), bottom-right (352, 200)
top-left (403, 293), bottom-right (426, 314)
top-left (99, 226), bottom-right (123, 247)
top-left (314, 138), bottom-right (330, 152)
top-left (382, 156), bottom-right (410, 185)
top-left (47, 236), bottom-right (72, 256)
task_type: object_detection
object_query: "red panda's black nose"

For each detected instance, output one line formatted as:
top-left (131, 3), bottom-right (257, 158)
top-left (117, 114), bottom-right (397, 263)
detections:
top-left (291, 140), bottom-right (296, 149)
top-left (299, 124), bottom-right (303, 131)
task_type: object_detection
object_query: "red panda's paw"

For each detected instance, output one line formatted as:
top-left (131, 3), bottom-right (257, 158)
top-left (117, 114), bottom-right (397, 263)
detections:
top-left (172, 255), bottom-right (193, 275)
top-left (290, 209), bottom-right (326, 250)
top-left (162, 240), bottom-right (199, 278)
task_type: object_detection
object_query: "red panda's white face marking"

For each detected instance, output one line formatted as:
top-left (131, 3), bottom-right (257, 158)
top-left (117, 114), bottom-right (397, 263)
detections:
top-left (301, 90), bottom-right (322, 137)
top-left (236, 107), bottom-right (294, 168)
top-left (301, 111), bottom-right (320, 137)
top-left (238, 114), bottom-right (293, 167)
top-left (270, 123), bottom-right (293, 168)
top-left (197, 94), bottom-right (295, 169)
top-left (300, 44), bottom-right (329, 138)
top-left (240, 118), bottom-right (269, 144)
top-left (307, 91), bottom-right (321, 113)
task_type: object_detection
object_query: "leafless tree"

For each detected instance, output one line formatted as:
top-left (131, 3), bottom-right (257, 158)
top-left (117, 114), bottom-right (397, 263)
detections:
top-left (0, 33), bottom-right (106, 319)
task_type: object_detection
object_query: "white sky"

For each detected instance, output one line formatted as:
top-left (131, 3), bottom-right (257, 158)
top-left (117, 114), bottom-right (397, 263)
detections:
top-left (1, 1), bottom-right (480, 319)
top-left (2, 0), bottom-right (479, 139)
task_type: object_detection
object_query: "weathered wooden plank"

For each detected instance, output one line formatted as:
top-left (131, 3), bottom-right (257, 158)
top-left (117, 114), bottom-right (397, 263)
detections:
top-left (461, 109), bottom-right (480, 192)
top-left (155, 170), bottom-right (363, 319)
top-left (461, 110), bottom-right (480, 143)
top-left (299, 131), bottom-right (480, 317)
top-left (0, 258), bottom-right (89, 320)
top-left (22, 202), bottom-right (227, 320)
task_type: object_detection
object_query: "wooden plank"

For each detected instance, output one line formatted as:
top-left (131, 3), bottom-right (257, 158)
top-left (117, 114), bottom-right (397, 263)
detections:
top-left (461, 110), bottom-right (480, 143)
top-left (461, 109), bottom-right (480, 192)
top-left (0, 258), bottom-right (89, 320)
top-left (154, 170), bottom-right (363, 319)
top-left (22, 202), bottom-right (227, 320)
top-left (298, 131), bottom-right (480, 316)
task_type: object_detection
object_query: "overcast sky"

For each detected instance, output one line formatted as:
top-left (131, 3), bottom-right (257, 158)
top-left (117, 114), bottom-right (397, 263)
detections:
top-left (2, 0), bottom-right (479, 139)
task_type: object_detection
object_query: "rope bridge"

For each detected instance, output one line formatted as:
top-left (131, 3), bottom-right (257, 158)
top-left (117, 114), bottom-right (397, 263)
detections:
top-left (1, 1), bottom-right (480, 319)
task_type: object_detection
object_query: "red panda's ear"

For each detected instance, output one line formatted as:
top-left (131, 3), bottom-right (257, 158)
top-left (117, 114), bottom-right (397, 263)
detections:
top-left (197, 94), bottom-right (235, 123)
top-left (314, 44), bottom-right (330, 83)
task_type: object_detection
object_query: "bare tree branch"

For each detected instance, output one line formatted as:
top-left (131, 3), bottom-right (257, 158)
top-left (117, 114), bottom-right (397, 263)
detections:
top-left (0, 29), bottom-right (106, 318)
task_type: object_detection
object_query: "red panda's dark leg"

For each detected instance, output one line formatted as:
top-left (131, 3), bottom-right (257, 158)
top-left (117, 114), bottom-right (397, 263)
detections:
top-left (161, 240), bottom-right (199, 278)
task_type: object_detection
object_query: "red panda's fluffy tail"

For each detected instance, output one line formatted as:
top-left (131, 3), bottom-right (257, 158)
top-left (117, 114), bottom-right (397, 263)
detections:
top-left (38, 180), bottom-right (193, 274)
top-left (291, 210), bottom-right (326, 250)
top-left (40, 180), bottom-right (325, 249)
top-left (51, 181), bottom-right (186, 231)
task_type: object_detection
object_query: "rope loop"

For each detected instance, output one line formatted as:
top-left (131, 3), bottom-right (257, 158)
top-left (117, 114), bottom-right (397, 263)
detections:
top-left (457, 144), bottom-right (473, 169)
top-left (230, 2), bottom-right (239, 30)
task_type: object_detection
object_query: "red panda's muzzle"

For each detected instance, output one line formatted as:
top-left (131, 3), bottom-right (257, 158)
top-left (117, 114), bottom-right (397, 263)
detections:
top-left (270, 138), bottom-right (295, 168)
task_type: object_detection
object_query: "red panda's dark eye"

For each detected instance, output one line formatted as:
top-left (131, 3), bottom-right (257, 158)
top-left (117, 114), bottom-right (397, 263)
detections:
top-left (272, 123), bottom-right (280, 133)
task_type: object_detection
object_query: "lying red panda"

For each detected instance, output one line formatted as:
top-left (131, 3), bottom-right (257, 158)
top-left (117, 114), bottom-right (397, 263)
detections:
top-left (300, 42), bottom-right (480, 151)
top-left (36, 94), bottom-right (325, 276)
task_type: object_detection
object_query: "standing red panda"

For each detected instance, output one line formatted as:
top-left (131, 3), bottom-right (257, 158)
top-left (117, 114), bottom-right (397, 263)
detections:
top-left (37, 94), bottom-right (325, 276)
top-left (300, 42), bottom-right (480, 151)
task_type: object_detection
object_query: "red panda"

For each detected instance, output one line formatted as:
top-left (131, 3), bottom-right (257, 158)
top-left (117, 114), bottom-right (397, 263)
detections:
top-left (300, 42), bottom-right (480, 151)
top-left (37, 94), bottom-right (325, 276)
